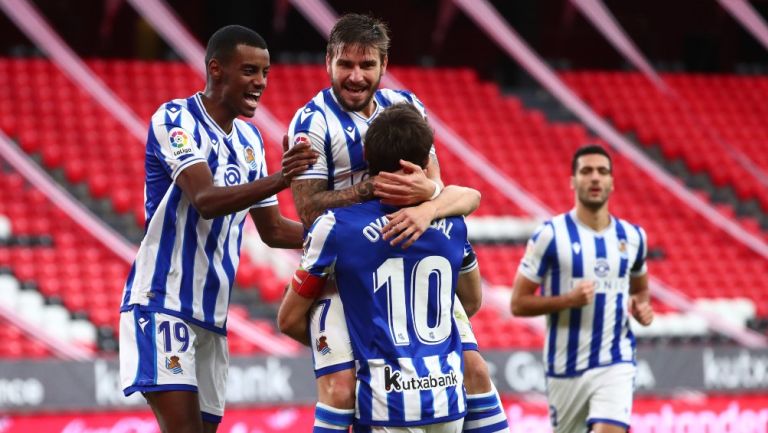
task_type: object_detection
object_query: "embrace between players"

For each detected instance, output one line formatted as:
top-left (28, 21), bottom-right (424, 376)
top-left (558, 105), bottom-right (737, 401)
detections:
top-left (118, 13), bottom-right (653, 433)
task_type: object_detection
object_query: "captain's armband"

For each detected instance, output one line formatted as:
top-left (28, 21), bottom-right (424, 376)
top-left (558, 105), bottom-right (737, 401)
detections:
top-left (290, 269), bottom-right (326, 299)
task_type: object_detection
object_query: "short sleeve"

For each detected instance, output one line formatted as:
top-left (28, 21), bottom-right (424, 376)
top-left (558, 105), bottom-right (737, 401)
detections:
top-left (288, 105), bottom-right (329, 181)
top-left (300, 211), bottom-right (338, 277)
top-left (630, 226), bottom-right (648, 277)
top-left (517, 222), bottom-right (556, 284)
top-left (150, 123), bottom-right (207, 180)
top-left (459, 240), bottom-right (478, 274)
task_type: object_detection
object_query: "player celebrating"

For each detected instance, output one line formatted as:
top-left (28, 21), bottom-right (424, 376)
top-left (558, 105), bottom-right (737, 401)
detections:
top-left (286, 13), bottom-right (509, 433)
top-left (511, 145), bottom-right (654, 433)
top-left (118, 25), bottom-right (316, 433)
top-left (280, 103), bottom-right (480, 432)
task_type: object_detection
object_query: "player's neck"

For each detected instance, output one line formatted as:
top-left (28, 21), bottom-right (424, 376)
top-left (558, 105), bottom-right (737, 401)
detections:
top-left (574, 205), bottom-right (611, 232)
top-left (200, 92), bottom-right (234, 134)
top-left (357, 99), bottom-right (378, 119)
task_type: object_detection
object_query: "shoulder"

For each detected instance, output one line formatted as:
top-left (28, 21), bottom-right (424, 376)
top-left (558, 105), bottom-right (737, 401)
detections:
top-left (615, 217), bottom-right (647, 241)
top-left (151, 97), bottom-right (195, 127)
top-left (378, 89), bottom-right (427, 116)
top-left (234, 119), bottom-right (263, 142)
top-left (290, 90), bottom-right (329, 130)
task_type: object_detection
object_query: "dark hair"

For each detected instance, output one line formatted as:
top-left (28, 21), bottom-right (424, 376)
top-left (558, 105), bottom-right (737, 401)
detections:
top-left (327, 13), bottom-right (390, 62)
top-left (571, 144), bottom-right (612, 175)
top-left (204, 25), bottom-right (267, 66)
top-left (365, 104), bottom-right (433, 175)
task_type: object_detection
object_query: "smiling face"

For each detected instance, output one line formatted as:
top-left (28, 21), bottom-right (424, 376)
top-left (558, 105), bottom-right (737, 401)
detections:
top-left (571, 153), bottom-right (614, 211)
top-left (213, 44), bottom-right (270, 119)
top-left (326, 43), bottom-right (387, 117)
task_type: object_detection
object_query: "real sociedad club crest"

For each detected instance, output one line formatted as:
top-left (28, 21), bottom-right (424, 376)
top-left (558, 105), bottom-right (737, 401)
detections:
top-left (316, 335), bottom-right (331, 355)
top-left (243, 145), bottom-right (258, 171)
top-left (166, 356), bottom-right (183, 374)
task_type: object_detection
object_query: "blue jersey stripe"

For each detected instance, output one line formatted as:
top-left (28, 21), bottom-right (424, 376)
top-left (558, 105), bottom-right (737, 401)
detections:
top-left (323, 90), bottom-right (366, 173)
top-left (413, 357), bottom-right (435, 420)
top-left (564, 214), bottom-right (582, 374)
top-left (385, 359), bottom-right (405, 423)
top-left (546, 235), bottom-right (560, 374)
top-left (615, 220), bottom-right (629, 277)
top-left (375, 91), bottom-right (394, 108)
top-left (219, 217), bottom-right (238, 312)
top-left (564, 214), bottom-right (583, 278)
top-left (611, 293), bottom-right (624, 362)
top-left (149, 187), bottom-right (183, 307)
top-left (565, 309), bottom-right (581, 375)
top-left (537, 223), bottom-right (556, 279)
top-left (631, 225), bottom-right (645, 273)
top-left (357, 362), bottom-right (373, 422)
top-left (122, 263), bottom-right (137, 306)
top-left (201, 217), bottom-right (225, 323)
top-left (589, 293), bottom-right (606, 368)
top-left (179, 206), bottom-right (200, 317)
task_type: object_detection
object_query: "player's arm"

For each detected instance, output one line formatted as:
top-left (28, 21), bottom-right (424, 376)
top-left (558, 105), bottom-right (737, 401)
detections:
top-left (277, 267), bottom-right (329, 345)
top-left (510, 274), bottom-right (595, 317)
top-left (176, 139), bottom-right (316, 219)
top-left (629, 273), bottom-right (653, 326)
top-left (291, 178), bottom-right (376, 227)
top-left (456, 267), bottom-right (482, 317)
top-left (249, 206), bottom-right (305, 249)
top-left (381, 185), bottom-right (481, 248)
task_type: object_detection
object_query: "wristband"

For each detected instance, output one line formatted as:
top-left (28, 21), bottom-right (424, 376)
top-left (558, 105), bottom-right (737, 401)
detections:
top-left (429, 180), bottom-right (442, 200)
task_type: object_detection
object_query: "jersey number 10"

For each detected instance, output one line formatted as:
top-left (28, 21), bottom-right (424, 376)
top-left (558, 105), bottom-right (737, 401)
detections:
top-left (373, 256), bottom-right (453, 346)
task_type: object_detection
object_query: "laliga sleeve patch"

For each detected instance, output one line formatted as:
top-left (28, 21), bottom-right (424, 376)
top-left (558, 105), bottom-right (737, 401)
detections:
top-left (293, 133), bottom-right (311, 147)
top-left (168, 127), bottom-right (194, 159)
top-left (291, 269), bottom-right (326, 299)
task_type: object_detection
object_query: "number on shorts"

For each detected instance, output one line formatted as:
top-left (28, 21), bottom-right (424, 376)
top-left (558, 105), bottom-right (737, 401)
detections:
top-left (373, 256), bottom-right (453, 346)
top-left (158, 320), bottom-right (190, 353)
top-left (316, 299), bottom-right (332, 333)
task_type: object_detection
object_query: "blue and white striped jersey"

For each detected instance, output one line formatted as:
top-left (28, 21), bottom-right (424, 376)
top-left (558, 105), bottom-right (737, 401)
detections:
top-left (517, 210), bottom-right (648, 377)
top-left (301, 200), bottom-right (468, 427)
top-left (287, 88), bottom-right (433, 190)
top-left (120, 93), bottom-right (277, 335)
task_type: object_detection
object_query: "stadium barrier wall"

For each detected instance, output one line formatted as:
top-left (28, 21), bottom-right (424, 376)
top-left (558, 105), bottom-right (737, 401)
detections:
top-left (1, 347), bottom-right (767, 413)
top-left (3, 396), bottom-right (768, 433)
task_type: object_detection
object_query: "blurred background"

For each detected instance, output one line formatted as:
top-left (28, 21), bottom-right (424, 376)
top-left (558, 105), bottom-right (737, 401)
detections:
top-left (1, 0), bottom-right (768, 431)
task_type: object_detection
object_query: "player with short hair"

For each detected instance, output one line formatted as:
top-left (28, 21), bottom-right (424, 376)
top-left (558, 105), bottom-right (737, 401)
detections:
top-left (118, 25), bottom-right (316, 433)
top-left (280, 103), bottom-right (480, 432)
top-left (285, 13), bottom-right (509, 433)
top-left (511, 145), bottom-right (654, 433)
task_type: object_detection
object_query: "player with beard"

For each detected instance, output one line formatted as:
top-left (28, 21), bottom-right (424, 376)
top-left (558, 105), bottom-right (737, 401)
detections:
top-left (511, 145), bottom-right (654, 433)
top-left (283, 13), bottom-right (509, 433)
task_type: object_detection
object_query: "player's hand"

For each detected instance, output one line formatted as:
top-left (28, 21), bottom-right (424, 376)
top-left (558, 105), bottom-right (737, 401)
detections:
top-left (374, 160), bottom-right (437, 206)
top-left (281, 135), bottom-right (318, 185)
top-left (629, 296), bottom-right (654, 326)
top-left (567, 280), bottom-right (595, 308)
top-left (381, 201), bottom-right (438, 249)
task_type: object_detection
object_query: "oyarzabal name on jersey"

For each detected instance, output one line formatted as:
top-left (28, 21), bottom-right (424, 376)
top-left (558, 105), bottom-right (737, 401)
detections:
top-left (363, 217), bottom-right (454, 243)
top-left (383, 366), bottom-right (458, 393)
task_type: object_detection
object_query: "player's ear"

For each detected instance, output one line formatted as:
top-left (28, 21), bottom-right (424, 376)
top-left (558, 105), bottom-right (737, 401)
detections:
top-left (381, 54), bottom-right (388, 75)
top-left (208, 58), bottom-right (222, 81)
top-left (570, 176), bottom-right (576, 190)
top-left (325, 53), bottom-right (333, 76)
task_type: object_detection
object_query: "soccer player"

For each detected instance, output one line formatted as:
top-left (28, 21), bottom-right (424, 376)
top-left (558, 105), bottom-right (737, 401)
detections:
top-left (118, 25), bottom-right (316, 433)
top-left (511, 145), bottom-right (654, 433)
top-left (286, 13), bottom-right (509, 433)
top-left (280, 103), bottom-right (480, 432)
